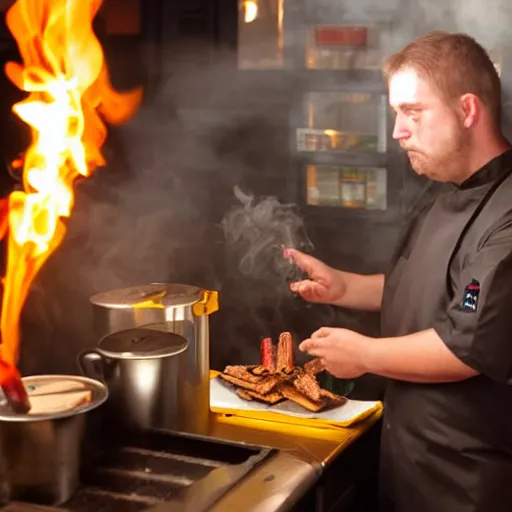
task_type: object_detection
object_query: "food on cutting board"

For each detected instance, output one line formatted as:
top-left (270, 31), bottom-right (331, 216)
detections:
top-left (218, 332), bottom-right (347, 413)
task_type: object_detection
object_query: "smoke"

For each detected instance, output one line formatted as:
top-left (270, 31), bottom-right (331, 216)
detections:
top-left (221, 185), bottom-right (313, 282)
top-left (9, 0), bottom-right (512, 378)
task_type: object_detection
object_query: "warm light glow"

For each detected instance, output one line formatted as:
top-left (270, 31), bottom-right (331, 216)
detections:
top-left (0, 0), bottom-right (142, 371)
top-left (243, 0), bottom-right (258, 23)
top-left (277, 0), bottom-right (284, 59)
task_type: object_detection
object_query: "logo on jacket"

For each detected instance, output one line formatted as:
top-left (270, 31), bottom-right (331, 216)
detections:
top-left (461, 279), bottom-right (480, 312)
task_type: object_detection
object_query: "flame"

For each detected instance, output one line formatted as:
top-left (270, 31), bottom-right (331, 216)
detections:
top-left (0, 0), bottom-right (142, 371)
top-left (243, 1), bottom-right (258, 23)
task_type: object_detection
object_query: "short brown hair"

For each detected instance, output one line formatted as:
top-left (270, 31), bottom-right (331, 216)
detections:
top-left (384, 31), bottom-right (502, 125)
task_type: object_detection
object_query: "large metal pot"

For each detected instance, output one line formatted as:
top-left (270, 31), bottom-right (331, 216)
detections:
top-left (88, 284), bottom-right (218, 435)
top-left (78, 325), bottom-right (189, 432)
top-left (0, 375), bottom-right (108, 506)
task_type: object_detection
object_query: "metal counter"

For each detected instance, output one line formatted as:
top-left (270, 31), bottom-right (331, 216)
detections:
top-left (144, 409), bottom-right (382, 512)
top-left (209, 409), bottom-right (382, 467)
top-left (0, 410), bottom-right (381, 512)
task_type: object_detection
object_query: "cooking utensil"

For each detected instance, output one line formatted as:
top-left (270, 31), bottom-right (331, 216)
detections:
top-left (78, 325), bottom-right (189, 431)
top-left (88, 283), bottom-right (218, 435)
top-left (0, 375), bottom-right (108, 506)
top-left (0, 361), bottom-right (31, 414)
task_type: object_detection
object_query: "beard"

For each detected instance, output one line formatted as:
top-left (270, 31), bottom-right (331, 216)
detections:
top-left (403, 129), bottom-right (470, 182)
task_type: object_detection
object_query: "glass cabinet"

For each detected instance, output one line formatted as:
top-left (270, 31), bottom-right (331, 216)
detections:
top-left (306, 165), bottom-right (387, 210)
top-left (305, 25), bottom-right (383, 70)
top-left (297, 91), bottom-right (388, 153)
top-left (237, 1), bottom-right (396, 215)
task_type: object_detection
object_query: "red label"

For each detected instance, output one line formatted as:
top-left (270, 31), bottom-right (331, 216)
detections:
top-left (315, 26), bottom-right (367, 46)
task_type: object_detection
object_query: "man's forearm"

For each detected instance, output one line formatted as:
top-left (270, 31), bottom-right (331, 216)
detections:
top-left (361, 328), bottom-right (478, 383)
top-left (332, 272), bottom-right (384, 312)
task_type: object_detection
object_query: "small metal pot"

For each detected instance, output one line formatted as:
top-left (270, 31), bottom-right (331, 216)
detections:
top-left (89, 284), bottom-right (218, 435)
top-left (0, 375), bottom-right (108, 506)
top-left (78, 324), bottom-right (189, 432)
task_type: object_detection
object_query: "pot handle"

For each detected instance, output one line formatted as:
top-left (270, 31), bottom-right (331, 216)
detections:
top-left (77, 349), bottom-right (105, 383)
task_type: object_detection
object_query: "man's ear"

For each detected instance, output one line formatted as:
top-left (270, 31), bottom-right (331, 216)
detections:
top-left (460, 93), bottom-right (479, 128)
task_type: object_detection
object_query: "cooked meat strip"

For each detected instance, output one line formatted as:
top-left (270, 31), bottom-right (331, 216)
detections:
top-left (219, 373), bottom-right (281, 395)
top-left (294, 373), bottom-right (321, 402)
top-left (251, 365), bottom-right (269, 376)
top-left (278, 382), bottom-right (324, 413)
top-left (276, 332), bottom-right (294, 372)
top-left (260, 337), bottom-right (276, 372)
top-left (253, 375), bottom-right (283, 395)
top-left (319, 388), bottom-right (348, 407)
top-left (224, 365), bottom-right (263, 383)
top-left (246, 390), bottom-right (284, 404)
top-left (304, 358), bottom-right (326, 375)
top-left (219, 373), bottom-right (259, 391)
top-left (236, 389), bottom-right (254, 401)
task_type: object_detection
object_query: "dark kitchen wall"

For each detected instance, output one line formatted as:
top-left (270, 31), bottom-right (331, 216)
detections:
top-left (0, 0), bottom-right (510, 383)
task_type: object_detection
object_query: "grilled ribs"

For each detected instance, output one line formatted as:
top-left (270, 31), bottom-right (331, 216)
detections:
top-left (276, 332), bottom-right (294, 373)
top-left (278, 382), bottom-right (325, 412)
top-left (260, 337), bottom-right (276, 372)
top-left (304, 358), bottom-right (326, 375)
top-left (293, 372), bottom-right (321, 402)
top-left (219, 372), bottom-right (281, 395)
top-left (236, 389), bottom-right (254, 401)
top-left (219, 331), bottom-right (347, 413)
top-left (224, 365), bottom-right (263, 383)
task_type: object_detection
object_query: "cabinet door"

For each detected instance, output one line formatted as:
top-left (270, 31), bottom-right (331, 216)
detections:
top-left (297, 91), bottom-right (388, 154)
top-left (306, 164), bottom-right (387, 211)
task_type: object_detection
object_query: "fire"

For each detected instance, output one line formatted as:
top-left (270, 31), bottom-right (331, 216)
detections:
top-left (0, 0), bottom-right (142, 373)
top-left (242, 1), bottom-right (258, 23)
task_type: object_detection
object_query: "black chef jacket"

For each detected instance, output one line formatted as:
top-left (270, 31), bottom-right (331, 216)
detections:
top-left (380, 149), bottom-right (512, 512)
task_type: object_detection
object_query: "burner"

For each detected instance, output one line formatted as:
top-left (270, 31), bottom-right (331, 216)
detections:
top-left (32, 429), bottom-right (275, 512)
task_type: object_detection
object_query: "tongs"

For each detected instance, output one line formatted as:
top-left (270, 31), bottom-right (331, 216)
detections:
top-left (0, 360), bottom-right (31, 413)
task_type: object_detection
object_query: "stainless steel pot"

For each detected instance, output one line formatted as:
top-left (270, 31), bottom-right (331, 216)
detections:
top-left (78, 325), bottom-right (189, 432)
top-left (88, 284), bottom-right (218, 435)
top-left (0, 375), bottom-right (108, 506)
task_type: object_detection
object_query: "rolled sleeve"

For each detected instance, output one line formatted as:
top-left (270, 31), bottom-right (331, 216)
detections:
top-left (435, 235), bottom-right (512, 383)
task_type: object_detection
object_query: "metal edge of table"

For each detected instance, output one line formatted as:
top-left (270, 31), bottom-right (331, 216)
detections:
top-left (208, 408), bottom-right (383, 467)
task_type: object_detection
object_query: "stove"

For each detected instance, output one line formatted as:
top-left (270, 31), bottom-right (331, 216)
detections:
top-left (2, 429), bottom-right (278, 512)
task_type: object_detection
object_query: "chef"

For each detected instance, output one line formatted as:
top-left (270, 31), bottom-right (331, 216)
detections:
top-left (286, 31), bottom-right (512, 512)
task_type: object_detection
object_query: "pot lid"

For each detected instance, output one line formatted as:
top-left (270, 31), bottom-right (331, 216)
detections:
top-left (0, 375), bottom-right (108, 422)
top-left (97, 325), bottom-right (188, 359)
top-left (90, 283), bottom-right (203, 309)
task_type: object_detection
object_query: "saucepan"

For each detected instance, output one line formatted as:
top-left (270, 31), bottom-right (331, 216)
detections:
top-left (0, 374), bottom-right (108, 506)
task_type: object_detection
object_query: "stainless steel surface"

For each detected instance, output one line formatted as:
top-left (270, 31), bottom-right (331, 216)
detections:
top-left (90, 284), bottom-right (203, 309)
top-left (89, 283), bottom-right (218, 435)
top-left (147, 451), bottom-right (319, 512)
top-left (0, 376), bottom-right (108, 506)
top-left (0, 412), bottom-right (381, 512)
top-left (78, 327), bottom-right (189, 431)
top-left (210, 452), bottom-right (319, 512)
top-left (96, 327), bottom-right (188, 360)
top-left (63, 428), bottom-right (276, 511)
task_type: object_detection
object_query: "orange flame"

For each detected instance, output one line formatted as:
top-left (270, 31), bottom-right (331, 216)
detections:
top-left (0, 0), bottom-right (142, 370)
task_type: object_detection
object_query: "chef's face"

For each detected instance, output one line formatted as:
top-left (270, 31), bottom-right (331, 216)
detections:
top-left (389, 67), bottom-right (469, 182)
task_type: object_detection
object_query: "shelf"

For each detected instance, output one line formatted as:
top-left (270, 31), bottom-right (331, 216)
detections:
top-left (295, 152), bottom-right (389, 167)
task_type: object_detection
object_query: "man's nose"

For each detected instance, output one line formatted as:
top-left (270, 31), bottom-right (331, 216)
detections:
top-left (392, 115), bottom-right (411, 141)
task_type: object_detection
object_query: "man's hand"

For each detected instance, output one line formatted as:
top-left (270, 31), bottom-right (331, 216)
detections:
top-left (300, 327), bottom-right (479, 384)
top-left (283, 248), bottom-right (346, 305)
top-left (299, 327), bottom-right (370, 379)
top-left (283, 248), bottom-right (385, 311)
